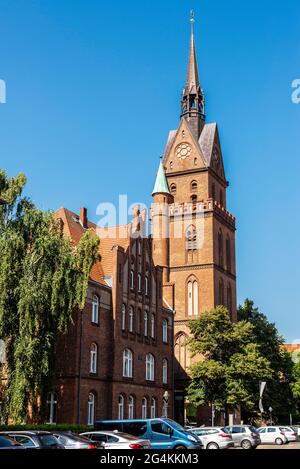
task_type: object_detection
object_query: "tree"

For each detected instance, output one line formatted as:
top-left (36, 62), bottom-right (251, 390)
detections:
top-left (187, 306), bottom-right (272, 419)
top-left (0, 170), bottom-right (99, 423)
top-left (291, 354), bottom-right (300, 419)
top-left (238, 299), bottom-right (295, 423)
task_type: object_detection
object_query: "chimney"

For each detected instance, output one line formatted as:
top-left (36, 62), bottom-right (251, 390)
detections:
top-left (80, 207), bottom-right (88, 229)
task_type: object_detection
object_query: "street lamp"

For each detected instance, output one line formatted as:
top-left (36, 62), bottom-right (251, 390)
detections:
top-left (163, 391), bottom-right (170, 418)
top-left (269, 407), bottom-right (273, 425)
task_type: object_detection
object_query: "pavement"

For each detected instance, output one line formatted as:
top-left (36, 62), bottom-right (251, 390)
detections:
top-left (256, 441), bottom-right (300, 450)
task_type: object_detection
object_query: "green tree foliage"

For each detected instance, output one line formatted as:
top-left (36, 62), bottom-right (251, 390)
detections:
top-left (238, 299), bottom-right (294, 422)
top-left (187, 306), bottom-right (272, 414)
top-left (291, 355), bottom-right (300, 420)
top-left (0, 170), bottom-right (99, 423)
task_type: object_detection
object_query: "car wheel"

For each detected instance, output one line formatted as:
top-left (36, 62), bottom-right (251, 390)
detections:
top-left (241, 439), bottom-right (252, 450)
top-left (174, 445), bottom-right (186, 450)
top-left (207, 442), bottom-right (219, 449)
top-left (275, 438), bottom-right (283, 446)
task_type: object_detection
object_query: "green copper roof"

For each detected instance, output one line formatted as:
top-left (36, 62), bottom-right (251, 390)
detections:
top-left (152, 160), bottom-right (170, 195)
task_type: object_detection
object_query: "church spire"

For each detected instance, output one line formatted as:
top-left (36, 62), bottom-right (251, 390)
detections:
top-left (181, 11), bottom-right (205, 138)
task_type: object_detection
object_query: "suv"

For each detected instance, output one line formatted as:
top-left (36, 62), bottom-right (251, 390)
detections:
top-left (224, 425), bottom-right (261, 449)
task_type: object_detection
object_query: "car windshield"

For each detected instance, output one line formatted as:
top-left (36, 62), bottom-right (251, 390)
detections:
top-left (39, 435), bottom-right (59, 447)
top-left (164, 419), bottom-right (185, 432)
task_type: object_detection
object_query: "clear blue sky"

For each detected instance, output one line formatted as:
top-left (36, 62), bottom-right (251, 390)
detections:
top-left (1, 0), bottom-right (299, 342)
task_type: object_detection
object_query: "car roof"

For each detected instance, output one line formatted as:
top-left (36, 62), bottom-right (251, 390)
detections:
top-left (0, 431), bottom-right (52, 435)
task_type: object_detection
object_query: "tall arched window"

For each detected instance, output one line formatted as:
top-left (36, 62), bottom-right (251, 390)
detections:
top-left (121, 304), bottom-right (126, 331)
top-left (150, 398), bottom-right (157, 418)
top-left (162, 319), bottom-right (168, 343)
top-left (186, 225), bottom-right (197, 251)
top-left (123, 349), bottom-right (133, 378)
top-left (226, 236), bottom-right (231, 273)
top-left (146, 353), bottom-right (155, 381)
top-left (151, 314), bottom-right (155, 339)
top-left (174, 333), bottom-right (190, 372)
top-left (218, 229), bottom-right (224, 267)
top-left (227, 283), bottom-right (232, 314)
top-left (144, 311), bottom-right (148, 337)
top-left (187, 277), bottom-right (199, 316)
top-left (137, 273), bottom-right (142, 292)
top-left (118, 395), bottom-right (124, 419)
top-left (145, 276), bottom-right (149, 296)
top-left (190, 180), bottom-right (198, 193)
top-left (219, 278), bottom-right (224, 306)
top-left (170, 184), bottom-right (177, 195)
top-left (137, 308), bottom-right (141, 334)
top-left (142, 397), bottom-right (148, 419)
top-left (92, 295), bottom-right (99, 324)
top-left (129, 306), bottom-right (134, 333)
top-left (46, 392), bottom-right (57, 424)
top-left (90, 343), bottom-right (97, 374)
top-left (162, 359), bottom-right (168, 384)
top-left (87, 392), bottom-right (95, 425)
top-left (128, 395), bottom-right (134, 419)
top-left (130, 270), bottom-right (134, 290)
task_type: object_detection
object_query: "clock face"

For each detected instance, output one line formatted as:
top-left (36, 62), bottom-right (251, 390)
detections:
top-left (175, 143), bottom-right (192, 160)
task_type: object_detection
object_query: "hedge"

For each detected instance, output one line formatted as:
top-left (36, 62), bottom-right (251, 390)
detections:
top-left (0, 424), bottom-right (92, 433)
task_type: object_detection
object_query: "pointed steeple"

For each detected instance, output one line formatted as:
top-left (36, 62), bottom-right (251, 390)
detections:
top-left (181, 11), bottom-right (205, 139)
top-left (152, 159), bottom-right (170, 196)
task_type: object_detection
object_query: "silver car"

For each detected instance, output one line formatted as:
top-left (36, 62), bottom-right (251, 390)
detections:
top-left (80, 431), bottom-right (151, 449)
top-left (191, 427), bottom-right (234, 449)
top-left (224, 425), bottom-right (261, 449)
top-left (257, 427), bottom-right (289, 445)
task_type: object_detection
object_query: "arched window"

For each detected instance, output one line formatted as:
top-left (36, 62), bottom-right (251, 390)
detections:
top-left (46, 392), bottom-right (57, 424)
top-left (123, 349), bottom-right (133, 378)
top-left (146, 353), bottom-right (155, 381)
top-left (118, 395), bottom-right (124, 420)
top-left (150, 398), bottom-right (157, 418)
top-left (90, 343), bottom-right (97, 374)
top-left (174, 333), bottom-right (190, 372)
top-left (138, 239), bottom-right (142, 256)
top-left (162, 319), bottom-right (168, 343)
top-left (226, 236), bottom-right (231, 273)
top-left (145, 276), bottom-right (149, 296)
top-left (190, 180), bottom-right (198, 193)
top-left (142, 397), bottom-right (148, 419)
top-left (186, 225), bottom-right (197, 251)
top-left (219, 278), bottom-right (224, 306)
top-left (144, 311), bottom-right (148, 337)
top-left (191, 194), bottom-right (197, 205)
top-left (187, 278), bottom-right (199, 316)
top-left (227, 283), bottom-right (232, 314)
top-left (87, 392), bottom-right (95, 425)
top-left (121, 304), bottom-right (126, 331)
top-left (162, 359), bottom-right (168, 384)
top-left (218, 229), bottom-right (224, 267)
top-left (130, 270), bottom-right (134, 290)
top-left (151, 314), bottom-right (155, 339)
top-left (128, 395), bottom-right (134, 419)
top-left (137, 273), bottom-right (142, 292)
top-left (92, 295), bottom-right (99, 324)
top-left (129, 306), bottom-right (134, 333)
top-left (170, 184), bottom-right (177, 195)
top-left (137, 308), bottom-right (141, 334)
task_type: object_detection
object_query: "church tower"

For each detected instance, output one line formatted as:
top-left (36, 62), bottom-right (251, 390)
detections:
top-left (152, 13), bottom-right (237, 424)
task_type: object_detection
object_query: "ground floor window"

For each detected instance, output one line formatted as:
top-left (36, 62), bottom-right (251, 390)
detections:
top-left (118, 395), bottom-right (125, 419)
top-left (87, 392), bottom-right (95, 426)
top-left (142, 397), bottom-right (148, 419)
top-left (46, 392), bottom-right (57, 424)
top-left (150, 398), bottom-right (156, 418)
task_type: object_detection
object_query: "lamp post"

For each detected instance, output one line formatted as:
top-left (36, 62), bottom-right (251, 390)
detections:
top-left (163, 391), bottom-right (170, 418)
top-left (269, 406), bottom-right (273, 426)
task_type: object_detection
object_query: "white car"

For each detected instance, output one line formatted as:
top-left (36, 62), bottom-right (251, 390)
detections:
top-left (257, 427), bottom-right (289, 445)
top-left (191, 427), bottom-right (234, 449)
top-left (80, 431), bottom-right (151, 449)
top-left (278, 426), bottom-right (298, 442)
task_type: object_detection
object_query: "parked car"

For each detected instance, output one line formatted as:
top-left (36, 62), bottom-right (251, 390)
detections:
top-left (223, 425), bottom-right (261, 449)
top-left (0, 431), bottom-right (64, 449)
top-left (278, 426), bottom-right (298, 442)
top-left (95, 418), bottom-right (203, 450)
top-left (52, 431), bottom-right (102, 449)
top-left (190, 427), bottom-right (234, 449)
top-left (80, 431), bottom-right (151, 449)
top-left (257, 427), bottom-right (289, 445)
top-left (292, 425), bottom-right (300, 437)
top-left (0, 435), bottom-right (25, 450)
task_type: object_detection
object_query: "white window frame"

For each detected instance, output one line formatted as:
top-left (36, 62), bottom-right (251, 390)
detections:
top-left (46, 392), bottom-right (57, 424)
top-left (118, 395), bottom-right (124, 420)
top-left (92, 295), bottom-right (99, 324)
top-left (150, 398), bottom-right (156, 418)
top-left (121, 304), bottom-right (126, 331)
top-left (146, 353), bottom-right (154, 381)
top-left (162, 359), bottom-right (168, 384)
top-left (128, 395), bottom-right (134, 419)
top-left (151, 314), bottom-right (155, 339)
top-left (138, 273), bottom-right (142, 292)
top-left (144, 311), bottom-right (148, 337)
top-left (90, 343), bottom-right (97, 374)
top-left (130, 270), bottom-right (134, 290)
top-left (162, 319), bottom-right (168, 343)
top-left (145, 276), bottom-right (149, 296)
top-left (129, 307), bottom-right (134, 333)
top-left (142, 397), bottom-right (148, 419)
top-left (123, 349), bottom-right (133, 378)
top-left (87, 393), bottom-right (95, 425)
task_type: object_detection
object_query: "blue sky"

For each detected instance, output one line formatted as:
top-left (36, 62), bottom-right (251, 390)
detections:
top-left (0, 0), bottom-right (299, 341)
